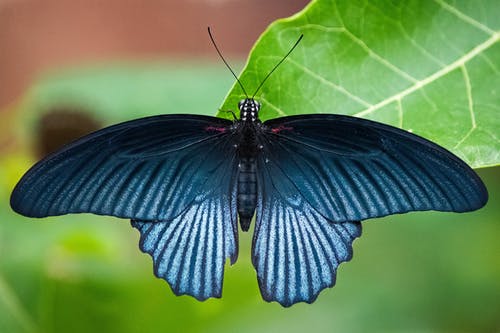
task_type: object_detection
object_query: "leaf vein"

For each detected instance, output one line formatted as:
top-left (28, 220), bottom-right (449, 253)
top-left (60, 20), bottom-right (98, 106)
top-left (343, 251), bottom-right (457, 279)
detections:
top-left (340, 29), bottom-right (418, 83)
top-left (259, 96), bottom-right (287, 116)
top-left (398, 23), bottom-right (447, 67)
top-left (461, 64), bottom-right (476, 128)
top-left (483, 129), bottom-right (500, 143)
top-left (301, 23), bottom-right (419, 83)
top-left (354, 32), bottom-right (499, 118)
top-left (285, 57), bottom-right (373, 108)
top-left (433, 0), bottom-right (496, 36)
top-left (453, 127), bottom-right (475, 149)
top-left (478, 53), bottom-right (500, 74)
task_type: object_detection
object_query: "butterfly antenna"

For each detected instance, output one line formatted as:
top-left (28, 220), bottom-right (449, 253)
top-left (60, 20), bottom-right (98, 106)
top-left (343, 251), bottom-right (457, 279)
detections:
top-left (208, 27), bottom-right (249, 98)
top-left (252, 34), bottom-right (303, 99)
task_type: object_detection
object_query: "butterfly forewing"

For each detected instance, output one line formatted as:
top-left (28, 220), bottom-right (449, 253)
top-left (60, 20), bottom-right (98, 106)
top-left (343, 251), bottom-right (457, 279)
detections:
top-left (10, 115), bottom-right (237, 221)
top-left (260, 114), bottom-right (488, 223)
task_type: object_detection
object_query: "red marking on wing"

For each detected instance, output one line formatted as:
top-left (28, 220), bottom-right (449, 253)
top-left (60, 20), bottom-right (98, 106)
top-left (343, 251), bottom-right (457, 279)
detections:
top-left (205, 126), bottom-right (227, 133)
top-left (271, 125), bottom-right (293, 134)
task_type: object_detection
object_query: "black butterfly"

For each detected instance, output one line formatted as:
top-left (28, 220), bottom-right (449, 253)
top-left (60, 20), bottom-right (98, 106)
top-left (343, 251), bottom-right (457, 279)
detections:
top-left (10, 31), bottom-right (488, 307)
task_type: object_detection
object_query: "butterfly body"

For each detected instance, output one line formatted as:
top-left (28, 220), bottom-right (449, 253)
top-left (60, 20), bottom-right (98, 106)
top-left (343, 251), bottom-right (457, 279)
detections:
top-left (234, 99), bottom-right (262, 231)
top-left (236, 156), bottom-right (258, 231)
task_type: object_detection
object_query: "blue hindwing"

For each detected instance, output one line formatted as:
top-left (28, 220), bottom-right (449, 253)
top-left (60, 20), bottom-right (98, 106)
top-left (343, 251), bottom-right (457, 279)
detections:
top-left (254, 153), bottom-right (361, 306)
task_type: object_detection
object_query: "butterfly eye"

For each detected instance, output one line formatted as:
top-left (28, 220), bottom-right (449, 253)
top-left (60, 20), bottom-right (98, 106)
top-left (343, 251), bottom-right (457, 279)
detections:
top-left (238, 99), bottom-right (246, 110)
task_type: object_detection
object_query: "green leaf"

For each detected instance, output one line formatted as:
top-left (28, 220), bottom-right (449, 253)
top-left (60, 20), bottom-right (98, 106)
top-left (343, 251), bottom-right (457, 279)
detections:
top-left (219, 0), bottom-right (500, 168)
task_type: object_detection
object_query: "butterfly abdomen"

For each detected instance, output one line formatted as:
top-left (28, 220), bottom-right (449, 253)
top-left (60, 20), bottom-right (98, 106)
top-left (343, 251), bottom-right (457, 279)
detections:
top-left (237, 157), bottom-right (257, 231)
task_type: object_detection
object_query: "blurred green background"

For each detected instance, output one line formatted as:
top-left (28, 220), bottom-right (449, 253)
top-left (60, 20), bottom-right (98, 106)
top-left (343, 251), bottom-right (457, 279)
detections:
top-left (1, 1), bottom-right (499, 332)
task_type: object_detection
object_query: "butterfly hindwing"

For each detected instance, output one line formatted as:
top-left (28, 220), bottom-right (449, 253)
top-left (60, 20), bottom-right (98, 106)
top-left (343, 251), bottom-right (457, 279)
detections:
top-left (131, 154), bottom-right (239, 300)
top-left (253, 153), bottom-right (361, 306)
top-left (261, 114), bottom-right (487, 223)
top-left (10, 114), bottom-right (236, 221)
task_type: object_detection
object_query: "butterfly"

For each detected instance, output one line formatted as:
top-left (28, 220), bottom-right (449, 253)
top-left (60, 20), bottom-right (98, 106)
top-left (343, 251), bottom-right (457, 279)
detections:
top-left (10, 30), bottom-right (488, 307)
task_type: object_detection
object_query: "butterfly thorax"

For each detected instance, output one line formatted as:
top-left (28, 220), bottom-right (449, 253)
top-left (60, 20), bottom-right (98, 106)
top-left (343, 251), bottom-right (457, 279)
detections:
top-left (236, 99), bottom-right (262, 231)
top-left (236, 98), bottom-right (262, 157)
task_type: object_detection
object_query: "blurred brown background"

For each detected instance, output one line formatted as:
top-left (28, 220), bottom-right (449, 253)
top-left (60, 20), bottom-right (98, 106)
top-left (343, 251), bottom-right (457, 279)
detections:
top-left (0, 0), bottom-right (309, 109)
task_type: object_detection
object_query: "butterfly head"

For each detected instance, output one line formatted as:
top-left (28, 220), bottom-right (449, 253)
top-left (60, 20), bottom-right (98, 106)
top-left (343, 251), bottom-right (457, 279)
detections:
top-left (238, 98), bottom-right (261, 122)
